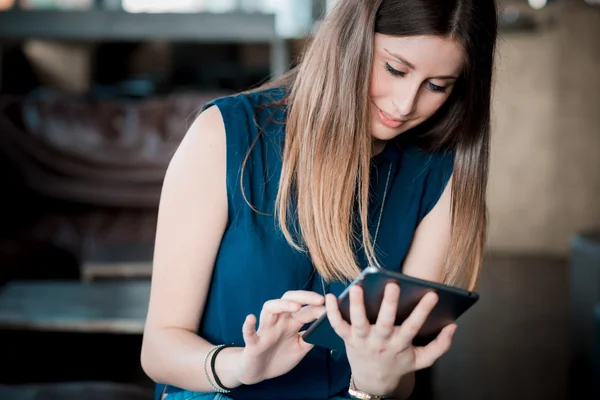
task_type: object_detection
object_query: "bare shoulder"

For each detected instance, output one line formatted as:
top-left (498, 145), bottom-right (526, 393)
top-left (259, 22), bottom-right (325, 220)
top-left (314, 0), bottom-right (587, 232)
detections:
top-left (144, 104), bottom-right (228, 332)
top-left (169, 104), bottom-right (225, 169)
top-left (160, 104), bottom-right (226, 210)
top-left (158, 104), bottom-right (227, 219)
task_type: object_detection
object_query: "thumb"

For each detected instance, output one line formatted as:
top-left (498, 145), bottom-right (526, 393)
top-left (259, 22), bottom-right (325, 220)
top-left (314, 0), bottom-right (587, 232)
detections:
top-left (242, 314), bottom-right (259, 346)
top-left (413, 324), bottom-right (456, 371)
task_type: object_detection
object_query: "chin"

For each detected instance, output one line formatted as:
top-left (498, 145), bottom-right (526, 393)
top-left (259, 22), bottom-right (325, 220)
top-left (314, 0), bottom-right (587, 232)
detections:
top-left (371, 121), bottom-right (407, 141)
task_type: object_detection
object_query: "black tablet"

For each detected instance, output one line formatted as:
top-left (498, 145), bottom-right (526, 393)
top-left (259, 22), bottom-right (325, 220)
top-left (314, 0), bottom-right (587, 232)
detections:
top-left (302, 266), bottom-right (479, 353)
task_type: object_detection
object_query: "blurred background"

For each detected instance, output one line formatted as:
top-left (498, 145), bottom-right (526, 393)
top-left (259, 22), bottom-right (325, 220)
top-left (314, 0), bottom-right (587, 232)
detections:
top-left (0, 0), bottom-right (598, 399)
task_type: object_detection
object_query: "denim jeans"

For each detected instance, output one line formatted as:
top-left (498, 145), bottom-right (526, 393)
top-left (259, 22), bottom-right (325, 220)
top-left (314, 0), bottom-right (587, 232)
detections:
top-left (164, 392), bottom-right (349, 400)
top-left (163, 393), bottom-right (228, 400)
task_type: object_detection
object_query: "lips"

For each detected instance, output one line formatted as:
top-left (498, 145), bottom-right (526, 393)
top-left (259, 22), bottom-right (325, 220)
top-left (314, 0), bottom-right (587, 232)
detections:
top-left (373, 103), bottom-right (405, 129)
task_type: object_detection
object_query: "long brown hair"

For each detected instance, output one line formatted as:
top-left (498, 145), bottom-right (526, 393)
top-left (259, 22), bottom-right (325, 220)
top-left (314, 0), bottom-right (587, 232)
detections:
top-left (247, 0), bottom-right (498, 290)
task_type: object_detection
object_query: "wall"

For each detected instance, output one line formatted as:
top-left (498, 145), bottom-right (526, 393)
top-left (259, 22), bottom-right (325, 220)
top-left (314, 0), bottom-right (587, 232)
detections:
top-left (487, 1), bottom-right (600, 255)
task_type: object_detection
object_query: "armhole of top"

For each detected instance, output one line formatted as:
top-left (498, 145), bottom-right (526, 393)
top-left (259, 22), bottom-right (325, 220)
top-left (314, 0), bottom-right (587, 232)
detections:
top-left (419, 150), bottom-right (455, 222)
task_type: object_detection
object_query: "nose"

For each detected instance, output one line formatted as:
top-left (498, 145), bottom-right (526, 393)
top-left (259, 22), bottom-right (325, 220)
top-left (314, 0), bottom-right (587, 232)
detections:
top-left (392, 84), bottom-right (419, 117)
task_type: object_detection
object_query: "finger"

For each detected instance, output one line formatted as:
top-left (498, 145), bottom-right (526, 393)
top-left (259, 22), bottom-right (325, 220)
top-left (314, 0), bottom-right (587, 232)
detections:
top-left (349, 285), bottom-right (369, 338)
top-left (325, 293), bottom-right (351, 339)
top-left (262, 299), bottom-right (303, 314)
top-left (374, 282), bottom-right (400, 339)
top-left (291, 305), bottom-right (326, 325)
top-left (259, 299), bottom-right (302, 328)
top-left (281, 290), bottom-right (325, 306)
top-left (242, 314), bottom-right (258, 346)
top-left (394, 291), bottom-right (438, 346)
top-left (413, 324), bottom-right (457, 370)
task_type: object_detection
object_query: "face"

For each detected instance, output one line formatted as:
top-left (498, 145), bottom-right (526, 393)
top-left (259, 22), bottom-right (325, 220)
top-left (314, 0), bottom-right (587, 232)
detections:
top-left (369, 34), bottom-right (465, 144)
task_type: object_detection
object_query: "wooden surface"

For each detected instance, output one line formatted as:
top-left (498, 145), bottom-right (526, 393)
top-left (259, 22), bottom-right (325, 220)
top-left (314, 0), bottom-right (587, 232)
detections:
top-left (82, 262), bottom-right (152, 281)
top-left (0, 281), bottom-right (150, 334)
top-left (82, 241), bottom-right (153, 281)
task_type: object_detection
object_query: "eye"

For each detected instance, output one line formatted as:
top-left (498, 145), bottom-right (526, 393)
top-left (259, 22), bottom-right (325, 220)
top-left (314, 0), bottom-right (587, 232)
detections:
top-left (427, 82), bottom-right (448, 93)
top-left (385, 62), bottom-right (406, 77)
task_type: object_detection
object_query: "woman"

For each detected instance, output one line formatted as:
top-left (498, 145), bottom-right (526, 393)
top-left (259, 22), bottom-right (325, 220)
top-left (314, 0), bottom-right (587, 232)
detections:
top-left (141, 0), bottom-right (498, 399)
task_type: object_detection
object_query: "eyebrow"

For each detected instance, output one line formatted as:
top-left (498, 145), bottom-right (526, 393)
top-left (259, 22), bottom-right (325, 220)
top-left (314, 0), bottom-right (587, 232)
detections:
top-left (384, 48), bottom-right (460, 80)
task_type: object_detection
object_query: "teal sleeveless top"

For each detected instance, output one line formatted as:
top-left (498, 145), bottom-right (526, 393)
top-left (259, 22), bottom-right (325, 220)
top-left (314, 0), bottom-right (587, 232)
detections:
top-left (162, 87), bottom-right (454, 399)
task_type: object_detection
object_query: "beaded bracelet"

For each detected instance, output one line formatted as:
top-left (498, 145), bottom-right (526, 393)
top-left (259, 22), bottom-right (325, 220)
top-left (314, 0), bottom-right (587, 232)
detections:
top-left (210, 344), bottom-right (238, 392)
top-left (203, 344), bottom-right (231, 394)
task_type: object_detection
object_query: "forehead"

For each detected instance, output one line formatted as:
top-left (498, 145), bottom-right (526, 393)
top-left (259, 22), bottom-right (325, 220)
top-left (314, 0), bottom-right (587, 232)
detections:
top-left (374, 34), bottom-right (465, 76)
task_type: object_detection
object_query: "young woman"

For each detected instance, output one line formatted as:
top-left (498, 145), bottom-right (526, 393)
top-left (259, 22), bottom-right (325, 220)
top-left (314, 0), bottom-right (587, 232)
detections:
top-left (141, 0), bottom-right (498, 399)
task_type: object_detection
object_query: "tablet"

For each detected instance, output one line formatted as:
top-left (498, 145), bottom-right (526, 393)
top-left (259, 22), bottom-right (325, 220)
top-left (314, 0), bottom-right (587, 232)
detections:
top-left (302, 266), bottom-right (479, 353)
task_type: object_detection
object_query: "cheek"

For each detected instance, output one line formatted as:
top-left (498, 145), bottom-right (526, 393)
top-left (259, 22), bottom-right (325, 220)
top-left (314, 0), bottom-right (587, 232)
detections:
top-left (369, 68), bottom-right (392, 99)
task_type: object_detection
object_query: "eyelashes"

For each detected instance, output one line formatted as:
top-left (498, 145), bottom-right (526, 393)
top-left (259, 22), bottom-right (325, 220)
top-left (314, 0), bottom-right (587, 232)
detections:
top-left (385, 62), bottom-right (405, 77)
top-left (384, 62), bottom-right (448, 94)
top-left (427, 82), bottom-right (447, 93)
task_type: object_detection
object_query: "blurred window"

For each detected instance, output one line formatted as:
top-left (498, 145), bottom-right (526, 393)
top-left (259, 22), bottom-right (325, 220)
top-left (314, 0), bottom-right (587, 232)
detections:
top-left (18, 0), bottom-right (92, 10)
top-left (122, 0), bottom-right (314, 37)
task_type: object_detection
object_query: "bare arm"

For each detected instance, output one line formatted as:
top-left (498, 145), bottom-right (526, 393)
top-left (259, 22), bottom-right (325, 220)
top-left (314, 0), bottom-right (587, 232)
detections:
top-left (140, 105), bottom-right (241, 391)
top-left (390, 175), bottom-right (453, 399)
top-left (402, 174), bottom-right (453, 282)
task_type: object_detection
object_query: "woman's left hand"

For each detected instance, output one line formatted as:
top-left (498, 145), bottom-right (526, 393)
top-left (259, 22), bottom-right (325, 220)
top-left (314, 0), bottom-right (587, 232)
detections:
top-left (325, 282), bottom-right (457, 397)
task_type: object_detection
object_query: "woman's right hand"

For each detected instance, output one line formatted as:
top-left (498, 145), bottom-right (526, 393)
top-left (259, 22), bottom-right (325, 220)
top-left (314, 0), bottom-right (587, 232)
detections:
top-left (232, 290), bottom-right (326, 386)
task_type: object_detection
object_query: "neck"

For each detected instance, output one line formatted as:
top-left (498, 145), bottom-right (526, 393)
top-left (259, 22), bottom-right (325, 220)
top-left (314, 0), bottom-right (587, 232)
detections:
top-left (371, 139), bottom-right (387, 157)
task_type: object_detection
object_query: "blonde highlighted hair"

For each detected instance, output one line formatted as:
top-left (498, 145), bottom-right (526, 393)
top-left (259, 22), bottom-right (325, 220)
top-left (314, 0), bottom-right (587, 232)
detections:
top-left (245, 0), bottom-right (497, 291)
